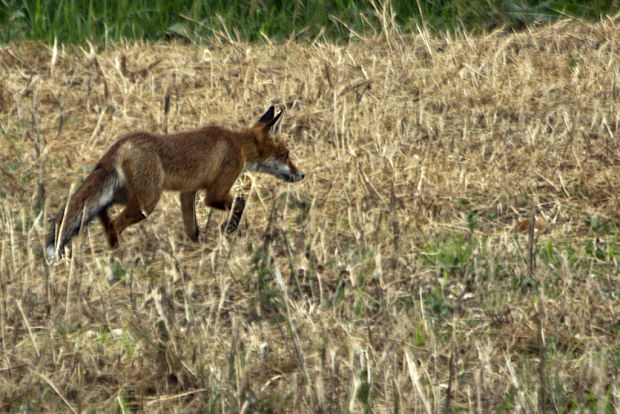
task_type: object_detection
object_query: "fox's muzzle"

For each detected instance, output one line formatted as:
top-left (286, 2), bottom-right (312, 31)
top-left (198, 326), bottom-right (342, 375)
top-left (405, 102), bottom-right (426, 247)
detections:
top-left (287, 172), bottom-right (304, 182)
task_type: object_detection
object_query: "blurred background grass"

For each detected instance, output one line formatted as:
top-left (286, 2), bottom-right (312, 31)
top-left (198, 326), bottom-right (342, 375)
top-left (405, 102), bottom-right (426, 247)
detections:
top-left (1, 0), bottom-right (618, 45)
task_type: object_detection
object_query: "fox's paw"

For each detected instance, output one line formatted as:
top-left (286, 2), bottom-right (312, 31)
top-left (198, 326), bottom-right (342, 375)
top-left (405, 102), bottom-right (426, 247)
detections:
top-left (188, 228), bottom-right (199, 242)
top-left (221, 196), bottom-right (245, 234)
top-left (232, 196), bottom-right (245, 214)
top-left (221, 218), bottom-right (240, 234)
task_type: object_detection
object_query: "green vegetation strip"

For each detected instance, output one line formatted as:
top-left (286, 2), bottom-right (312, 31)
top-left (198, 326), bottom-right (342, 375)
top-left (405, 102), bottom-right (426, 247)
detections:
top-left (1, 0), bottom-right (619, 45)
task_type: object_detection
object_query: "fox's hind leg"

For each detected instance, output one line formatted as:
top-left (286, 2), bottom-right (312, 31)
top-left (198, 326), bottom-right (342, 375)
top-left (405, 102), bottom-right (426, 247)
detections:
top-left (98, 210), bottom-right (118, 248)
top-left (108, 156), bottom-right (163, 248)
top-left (180, 191), bottom-right (199, 241)
top-left (109, 198), bottom-right (154, 247)
top-left (99, 176), bottom-right (131, 248)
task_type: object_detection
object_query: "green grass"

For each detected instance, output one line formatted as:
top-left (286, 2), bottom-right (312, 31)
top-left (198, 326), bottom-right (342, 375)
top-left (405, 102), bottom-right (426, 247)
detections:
top-left (1, 0), bottom-right (619, 45)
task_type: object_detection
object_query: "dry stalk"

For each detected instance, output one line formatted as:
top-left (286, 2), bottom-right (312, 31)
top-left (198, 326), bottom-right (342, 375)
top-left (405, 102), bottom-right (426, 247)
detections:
top-left (30, 368), bottom-right (78, 414)
top-left (527, 202), bottom-right (536, 282)
top-left (443, 347), bottom-right (456, 414)
top-left (273, 263), bottom-right (319, 409)
top-left (536, 297), bottom-right (548, 413)
top-left (15, 300), bottom-right (39, 358)
top-left (405, 351), bottom-right (432, 414)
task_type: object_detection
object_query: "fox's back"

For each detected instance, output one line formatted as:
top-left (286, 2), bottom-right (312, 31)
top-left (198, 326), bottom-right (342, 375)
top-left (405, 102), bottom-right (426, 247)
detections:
top-left (110, 126), bottom-right (242, 192)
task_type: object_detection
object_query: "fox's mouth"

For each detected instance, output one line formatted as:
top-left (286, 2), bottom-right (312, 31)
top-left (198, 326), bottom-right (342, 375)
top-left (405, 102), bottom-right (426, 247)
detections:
top-left (283, 172), bottom-right (304, 183)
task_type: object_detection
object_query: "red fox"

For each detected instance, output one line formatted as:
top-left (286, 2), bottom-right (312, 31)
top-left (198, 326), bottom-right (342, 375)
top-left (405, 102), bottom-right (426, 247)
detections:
top-left (46, 106), bottom-right (304, 261)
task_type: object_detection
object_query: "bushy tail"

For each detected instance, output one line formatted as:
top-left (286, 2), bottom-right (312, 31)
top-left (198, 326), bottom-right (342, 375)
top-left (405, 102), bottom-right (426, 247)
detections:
top-left (46, 166), bottom-right (118, 261)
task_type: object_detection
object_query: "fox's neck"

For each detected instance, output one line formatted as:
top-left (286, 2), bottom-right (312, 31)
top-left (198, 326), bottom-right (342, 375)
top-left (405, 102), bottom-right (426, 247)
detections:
top-left (231, 128), bottom-right (267, 165)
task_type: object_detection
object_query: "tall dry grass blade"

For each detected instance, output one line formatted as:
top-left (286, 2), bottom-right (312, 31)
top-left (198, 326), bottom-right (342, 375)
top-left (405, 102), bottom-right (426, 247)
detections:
top-left (405, 351), bottom-right (432, 414)
top-left (16, 300), bottom-right (39, 358)
top-left (30, 368), bottom-right (78, 414)
top-left (273, 266), bottom-right (303, 362)
top-left (145, 388), bottom-right (208, 407)
top-left (536, 296), bottom-right (547, 413)
top-left (443, 348), bottom-right (455, 414)
top-left (50, 37), bottom-right (58, 78)
top-left (527, 203), bottom-right (536, 282)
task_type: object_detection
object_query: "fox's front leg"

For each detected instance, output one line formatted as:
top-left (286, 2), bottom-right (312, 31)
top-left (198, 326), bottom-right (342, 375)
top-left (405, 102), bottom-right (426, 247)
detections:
top-left (180, 191), bottom-right (199, 241)
top-left (204, 163), bottom-right (246, 234)
top-left (204, 191), bottom-right (245, 234)
top-left (222, 196), bottom-right (245, 234)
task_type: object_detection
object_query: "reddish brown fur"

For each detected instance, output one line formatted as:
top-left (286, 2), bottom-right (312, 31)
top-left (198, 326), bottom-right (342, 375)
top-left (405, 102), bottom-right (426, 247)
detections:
top-left (46, 107), bottom-right (303, 260)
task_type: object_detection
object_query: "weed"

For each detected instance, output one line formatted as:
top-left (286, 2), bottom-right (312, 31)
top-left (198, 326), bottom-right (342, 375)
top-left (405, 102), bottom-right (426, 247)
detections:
top-left (111, 259), bottom-right (126, 282)
top-left (246, 243), bottom-right (283, 319)
top-left (585, 214), bottom-right (615, 236)
top-left (425, 287), bottom-right (452, 318)
top-left (420, 233), bottom-right (474, 278)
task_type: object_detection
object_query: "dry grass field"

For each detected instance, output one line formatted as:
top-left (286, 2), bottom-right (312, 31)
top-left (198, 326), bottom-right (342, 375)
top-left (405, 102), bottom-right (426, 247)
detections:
top-left (1, 16), bottom-right (619, 413)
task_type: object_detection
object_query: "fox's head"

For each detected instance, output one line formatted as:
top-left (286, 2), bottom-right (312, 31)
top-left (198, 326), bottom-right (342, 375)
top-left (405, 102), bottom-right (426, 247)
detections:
top-left (245, 106), bottom-right (305, 183)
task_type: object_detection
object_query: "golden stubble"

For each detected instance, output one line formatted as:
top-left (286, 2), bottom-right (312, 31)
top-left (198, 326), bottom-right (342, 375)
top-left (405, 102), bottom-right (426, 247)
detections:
top-left (0, 18), bottom-right (619, 412)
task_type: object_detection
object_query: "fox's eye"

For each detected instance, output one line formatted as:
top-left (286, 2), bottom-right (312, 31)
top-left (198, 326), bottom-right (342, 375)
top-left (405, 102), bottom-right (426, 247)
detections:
top-left (284, 153), bottom-right (289, 160)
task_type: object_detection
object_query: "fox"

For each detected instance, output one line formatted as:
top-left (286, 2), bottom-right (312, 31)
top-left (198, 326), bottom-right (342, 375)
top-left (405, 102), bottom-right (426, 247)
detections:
top-left (45, 106), bottom-right (304, 261)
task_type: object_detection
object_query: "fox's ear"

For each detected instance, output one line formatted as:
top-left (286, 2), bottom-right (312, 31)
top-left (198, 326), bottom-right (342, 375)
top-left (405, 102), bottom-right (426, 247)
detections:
top-left (264, 109), bottom-right (283, 136)
top-left (258, 106), bottom-right (275, 124)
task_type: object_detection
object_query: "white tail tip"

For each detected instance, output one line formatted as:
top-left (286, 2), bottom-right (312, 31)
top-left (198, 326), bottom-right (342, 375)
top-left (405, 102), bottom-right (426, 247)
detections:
top-left (46, 245), bottom-right (59, 262)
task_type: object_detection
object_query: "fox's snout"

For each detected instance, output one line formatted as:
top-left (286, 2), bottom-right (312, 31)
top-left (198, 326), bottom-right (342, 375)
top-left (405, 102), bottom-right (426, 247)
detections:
top-left (283, 156), bottom-right (304, 182)
top-left (287, 170), bottom-right (304, 182)
top-left (276, 165), bottom-right (304, 183)
top-left (280, 159), bottom-right (304, 183)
